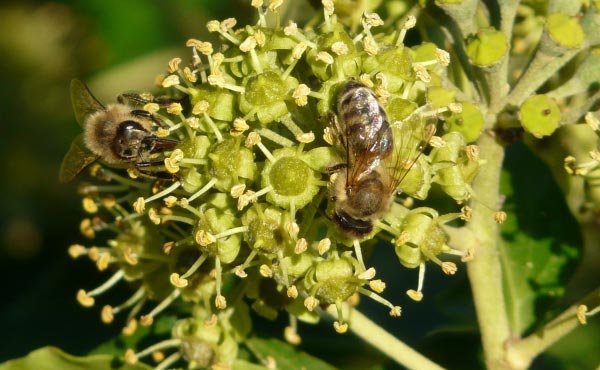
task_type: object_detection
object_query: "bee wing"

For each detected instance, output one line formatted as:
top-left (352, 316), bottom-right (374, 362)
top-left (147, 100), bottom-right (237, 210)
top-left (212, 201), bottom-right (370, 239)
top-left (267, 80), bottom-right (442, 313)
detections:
top-left (346, 126), bottom-right (392, 184)
top-left (385, 105), bottom-right (437, 193)
top-left (70, 79), bottom-right (105, 128)
top-left (59, 134), bottom-right (99, 183)
top-left (330, 111), bottom-right (392, 186)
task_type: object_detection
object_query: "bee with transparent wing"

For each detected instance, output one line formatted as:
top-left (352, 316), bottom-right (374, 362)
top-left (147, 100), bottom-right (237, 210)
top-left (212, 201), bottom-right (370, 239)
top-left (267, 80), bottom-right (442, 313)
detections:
top-left (328, 81), bottom-right (436, 238)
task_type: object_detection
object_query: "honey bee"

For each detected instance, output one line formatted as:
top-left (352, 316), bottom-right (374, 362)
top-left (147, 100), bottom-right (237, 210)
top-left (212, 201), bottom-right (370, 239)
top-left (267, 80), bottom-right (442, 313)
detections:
top-left (59, 79), bottom-right (179, 183)
top-left (328, 80), bottom-right (436, 238)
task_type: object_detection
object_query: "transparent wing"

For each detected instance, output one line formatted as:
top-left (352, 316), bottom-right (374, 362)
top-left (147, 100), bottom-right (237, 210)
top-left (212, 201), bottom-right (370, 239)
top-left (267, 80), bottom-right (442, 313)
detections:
top-left (59, 134), bottom-right (99, 183)
top-left (330, 108), bottom-right (392, 188)
top-left (70, 79), bottom-right (105, 128)
top-left (385, 105), bottom-right (437, 193)
top-left (348, 129), bottom-right (391, 186)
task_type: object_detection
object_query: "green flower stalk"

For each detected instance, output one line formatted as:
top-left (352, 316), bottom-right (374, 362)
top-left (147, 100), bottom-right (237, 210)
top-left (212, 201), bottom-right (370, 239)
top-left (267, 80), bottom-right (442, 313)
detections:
top-left (60, 1), bottom-right (600, 369)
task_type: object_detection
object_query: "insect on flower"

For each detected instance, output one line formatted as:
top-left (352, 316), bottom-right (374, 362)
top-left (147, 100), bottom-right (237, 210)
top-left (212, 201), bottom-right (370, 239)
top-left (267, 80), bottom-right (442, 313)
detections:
top-left (328, 80), bottom-right (437, 238)
top-left (59, 79), bottom-right (180, 183)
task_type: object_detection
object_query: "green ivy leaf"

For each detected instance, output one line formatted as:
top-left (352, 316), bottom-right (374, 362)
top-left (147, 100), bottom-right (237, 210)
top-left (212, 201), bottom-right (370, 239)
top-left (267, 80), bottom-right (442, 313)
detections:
top-left (0, 347), bottom-right (151, 370)
top-left (232, 359), bottom-right (270, 370)
top-left (245, 337), bottom-right (338, 370)
top-left (500, 143), bottom-right (580, 335)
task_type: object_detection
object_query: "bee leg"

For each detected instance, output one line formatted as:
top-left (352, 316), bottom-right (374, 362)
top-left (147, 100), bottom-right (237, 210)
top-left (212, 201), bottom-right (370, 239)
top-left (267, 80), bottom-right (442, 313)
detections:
top-left (141, 136), bottom-right (179, 152)
top-left (119, 92), bottom-right (188, 109)
top-left (117, 92), bottom-right (152, 105)
top-left (130, 110), bottom-right (169, 128)
top-left (326, 163), bottom-right (347, 174)
top-left (134, 160), bottom-right (178, 181)
top-left (135, 158), bottom-right (168, 168)
top-left (154, 95), bottom-right (188, 107)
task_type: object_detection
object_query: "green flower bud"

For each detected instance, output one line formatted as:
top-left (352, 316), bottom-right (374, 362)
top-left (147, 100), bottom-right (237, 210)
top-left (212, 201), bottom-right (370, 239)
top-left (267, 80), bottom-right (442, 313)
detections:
top-left (204, 192), bottom-right (235, 211)
top-left (194, 208), bottom-right (241, 264)
top-left (172, 248), bottom-right (216, 302)
top-left (181, 337), bottom-right (217, 368)
top-left (263, 29), bottom-right (299, 51)
top-left (173, 311), bottom-right (241, 368)
top-left (251, 295), bottom-right (279, 320)
top-left (112, 221), bottom-right (165, 280)
top-left (306, 29), bottom-right (360, 81)
top-left (412, 42), bottom-right (439, 68)
top-left (363, 46), bottom-right (416, 92)
top-left (179, 135), bottom-right (212, 193)
top-left (261, 147), bottom-right (322, 210)
top-left (385, 97), bottom-right (418, 122)
top-left (427, 86), bottom-right (456, 109)
top-left (430, 132), bottom-right (476, 201)
top-left (301, 146), bottom-right (338, 173)
top-left (431, 131), bottom-right (465, 163)
top-left (395, 208), bottom-right (448, 269)
top-left (316, 79), bottom-right (343, 116)
top-left (466, 27), bottom-right (508, 66)
top-left (304, 253), bottom-right (363, 304)
top-left (242, 206), bottom-right (290, 255)
top-left (434, 165), bottom-right (472, 202)
top-left (189, 86), bottom-right (236, 122)
top-left (209, 136), bottom-right (257, 192)
top-left (445, 101), bottom-right (485, 142)
top-left (239, 70), bottom-right (299, 124)
top-left (281, 251), bottom-right (315, 280)
top-left (399, 155), bottom-right (432, 200)
top-left (230, 51), bottom-right (279, 78)
top-left (181, 166), bottom-right (207, 194)
top-left (180, 135), bottom-right (212, 159)
top-left (547, 13), bottom-right (585, 49)
top-left (519, 94), bottom-right (560, 138)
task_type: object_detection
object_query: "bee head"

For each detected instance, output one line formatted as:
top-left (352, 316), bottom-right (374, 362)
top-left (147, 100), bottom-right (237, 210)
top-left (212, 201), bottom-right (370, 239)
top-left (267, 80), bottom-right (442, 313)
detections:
top-left (114, 120), bottom-right (151, 159)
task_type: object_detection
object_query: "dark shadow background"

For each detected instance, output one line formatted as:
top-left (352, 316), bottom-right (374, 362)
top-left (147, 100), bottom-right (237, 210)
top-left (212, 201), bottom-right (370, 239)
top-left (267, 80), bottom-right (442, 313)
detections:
top-left (0, 1), bottom-right (598, 369)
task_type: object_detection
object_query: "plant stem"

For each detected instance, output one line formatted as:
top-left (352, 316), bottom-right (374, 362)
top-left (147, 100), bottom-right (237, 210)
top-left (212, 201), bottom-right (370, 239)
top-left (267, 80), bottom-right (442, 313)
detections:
top-left (506, 306), bottom-right (580, 369)
top-left (466, 132), bottom-right (511, 370)
top-left (505, 48), bottom-right (579, 107)
top-left (505, 286), bottom-right (600, 369)
top-left (324, 305), bottom-right (445, 370)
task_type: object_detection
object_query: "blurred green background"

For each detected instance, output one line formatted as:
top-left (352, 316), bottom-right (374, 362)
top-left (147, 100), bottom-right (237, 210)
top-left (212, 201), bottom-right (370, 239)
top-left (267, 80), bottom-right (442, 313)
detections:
top-left (0, 1), bottom-right (598, 369)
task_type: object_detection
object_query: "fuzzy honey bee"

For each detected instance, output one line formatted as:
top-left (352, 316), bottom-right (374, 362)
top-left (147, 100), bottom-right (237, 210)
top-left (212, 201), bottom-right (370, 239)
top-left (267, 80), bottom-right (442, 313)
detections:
top-left (328, 80), bottom-right (436, 238)
top-left (59, 79), bottom-right (179, 183)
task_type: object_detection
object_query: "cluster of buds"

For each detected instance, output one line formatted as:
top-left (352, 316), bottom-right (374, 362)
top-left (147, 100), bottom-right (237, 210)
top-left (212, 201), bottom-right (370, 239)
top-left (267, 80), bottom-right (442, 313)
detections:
top-left (66, 1), bottom-right (487, 368)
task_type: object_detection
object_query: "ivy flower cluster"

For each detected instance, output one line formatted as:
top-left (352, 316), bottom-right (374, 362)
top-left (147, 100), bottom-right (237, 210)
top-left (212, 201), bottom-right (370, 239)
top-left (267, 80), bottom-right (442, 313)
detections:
top-left (66, 1), bottom-right (487, 368)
